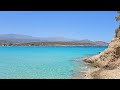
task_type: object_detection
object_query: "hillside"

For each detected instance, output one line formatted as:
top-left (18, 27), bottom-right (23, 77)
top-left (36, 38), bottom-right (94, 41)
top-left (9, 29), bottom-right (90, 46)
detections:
top-left (0, 34), bottom-right (109, 46)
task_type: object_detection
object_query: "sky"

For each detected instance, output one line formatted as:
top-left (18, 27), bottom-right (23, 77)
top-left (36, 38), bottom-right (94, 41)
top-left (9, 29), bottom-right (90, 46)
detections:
top-left (0, 11), bottom-right (118, 42)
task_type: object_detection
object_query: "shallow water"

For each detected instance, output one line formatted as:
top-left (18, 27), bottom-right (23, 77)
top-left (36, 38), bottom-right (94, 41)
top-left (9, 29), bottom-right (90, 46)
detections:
top-left (0, 46), bottom-right (107, 79)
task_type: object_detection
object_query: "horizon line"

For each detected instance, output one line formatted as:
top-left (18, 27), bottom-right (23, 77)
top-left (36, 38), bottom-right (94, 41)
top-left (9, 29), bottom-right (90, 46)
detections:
top-left (0, 33), bottom-right (110, 43)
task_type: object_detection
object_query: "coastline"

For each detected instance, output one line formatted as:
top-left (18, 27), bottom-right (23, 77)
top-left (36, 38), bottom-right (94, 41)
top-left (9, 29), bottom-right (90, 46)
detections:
top-left (72, 54), bottom-right (99, 79)
top-left (73, 67), bottom-right (100, 79)
top-left (73, 61), bottom-right (120, 79)
top-left (72, 59), bottom-right (100, 79)
top-left (82, 66), bottom-right (120, 79)
top-left (80, 37), bottom-right (120, 79)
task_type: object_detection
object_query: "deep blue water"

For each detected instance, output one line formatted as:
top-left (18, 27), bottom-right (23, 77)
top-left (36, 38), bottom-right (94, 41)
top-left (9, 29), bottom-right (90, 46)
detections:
top-left (0, 46), bottom-right (107, 79)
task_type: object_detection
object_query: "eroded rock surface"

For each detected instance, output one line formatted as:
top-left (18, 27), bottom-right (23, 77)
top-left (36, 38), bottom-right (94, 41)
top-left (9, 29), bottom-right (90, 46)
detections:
top-left (82, 32), bottom-right (120, 79)
top-left (83, 37), bottom-right (120, 69)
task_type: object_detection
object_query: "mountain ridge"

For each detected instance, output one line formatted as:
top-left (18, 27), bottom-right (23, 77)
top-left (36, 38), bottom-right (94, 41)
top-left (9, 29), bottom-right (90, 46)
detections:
top-left (0, 34), bottom-right (109, 46)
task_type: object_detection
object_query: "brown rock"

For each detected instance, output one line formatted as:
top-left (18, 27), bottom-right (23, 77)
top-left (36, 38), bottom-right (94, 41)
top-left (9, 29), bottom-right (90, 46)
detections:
top-left (83, 37), bottom-right (120, 68)
top-left (115, 28), bottom-right (120, 38)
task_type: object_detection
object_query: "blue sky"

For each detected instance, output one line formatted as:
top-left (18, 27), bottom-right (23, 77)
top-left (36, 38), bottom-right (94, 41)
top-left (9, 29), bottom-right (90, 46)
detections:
top-left (0, 11), bottom-right (118, 42)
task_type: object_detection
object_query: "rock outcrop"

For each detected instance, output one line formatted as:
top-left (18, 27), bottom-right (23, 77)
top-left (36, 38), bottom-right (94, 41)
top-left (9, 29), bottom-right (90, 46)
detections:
top-left (82, 12), bottom-right (120, 79)
top-left (83, 37), bottom-right (120, 70)
top-left (115, 26), bottom-right (120, 38)
top-left (83, 33), bottom-right (120, 79)
top-left (84, 11), bottom-right (120, 69)
top-left (83, 11), bottom-right (120, 79)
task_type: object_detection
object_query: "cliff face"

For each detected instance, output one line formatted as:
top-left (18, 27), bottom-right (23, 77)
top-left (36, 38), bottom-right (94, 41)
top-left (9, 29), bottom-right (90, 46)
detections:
top-left (83, 27), bottom-right (120, 70)
top-left (115, 27), bottom-right (120, 38)
top-left (81, 12), bottom-right (120, 79)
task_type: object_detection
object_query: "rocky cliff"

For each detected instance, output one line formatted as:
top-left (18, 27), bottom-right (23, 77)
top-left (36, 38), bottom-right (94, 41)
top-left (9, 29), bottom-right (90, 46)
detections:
top-left (82, 12), bottom-right (120, 79)
top-left (83, 36), bottom-right (120, 70)
top-left (83, 35), bottom-right (120, 79)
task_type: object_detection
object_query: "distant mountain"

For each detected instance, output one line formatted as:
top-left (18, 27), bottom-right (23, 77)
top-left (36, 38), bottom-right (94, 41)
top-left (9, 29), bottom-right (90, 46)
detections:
top-left (0, 34), bottom-right (37, 39)
top-left (40, 37), bottom-right (76, 42)
top-left (0, 34), bottom-right (109, 46)
top-left (94, 41), bottom-right (109, 46)
top-left (78, 39), bottom-right (94, 43)
top-left (0, 34), bottom-right (40, 43)
top-left (0, 40), bottom-right (15, 44)
top-left (0, 34), bottom-right (78, 43)
top-left (71, 39), bottom-right (109, 46)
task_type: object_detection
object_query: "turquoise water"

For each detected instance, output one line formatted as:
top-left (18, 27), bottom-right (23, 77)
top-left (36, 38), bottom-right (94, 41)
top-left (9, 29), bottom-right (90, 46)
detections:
top-left (0, 46), bottom-right (107, 79)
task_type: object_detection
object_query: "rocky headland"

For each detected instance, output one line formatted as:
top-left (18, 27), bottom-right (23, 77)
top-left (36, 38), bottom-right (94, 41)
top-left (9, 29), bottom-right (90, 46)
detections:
top-left (82, 12), bottom-right (120, 79)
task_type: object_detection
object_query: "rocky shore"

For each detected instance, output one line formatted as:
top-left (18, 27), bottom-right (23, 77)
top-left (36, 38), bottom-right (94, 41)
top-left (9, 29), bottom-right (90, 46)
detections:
top-left (82, 29), bottom-right (120, 79)
top-left (82, 11), bottom-right (120, 79)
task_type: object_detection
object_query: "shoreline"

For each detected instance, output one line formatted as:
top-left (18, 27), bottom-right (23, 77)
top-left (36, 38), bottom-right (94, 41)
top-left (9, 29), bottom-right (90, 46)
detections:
top-left (72, 55), bottom-right (98, 79)
top-left (74, 67), bottom-right (100, 79)
top-left (80, 37), bottom-right (120, 79)
top-left (82, 66), bottom-right (120, 79)
top-left (72, 61), bottom-right (120, 79)
top-left (72, 60), bottom-right (100, 79)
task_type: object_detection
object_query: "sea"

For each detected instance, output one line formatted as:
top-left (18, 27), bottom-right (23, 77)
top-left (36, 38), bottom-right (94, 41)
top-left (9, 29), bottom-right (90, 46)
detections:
top-left (0, 46), bottom-right (107, 79)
